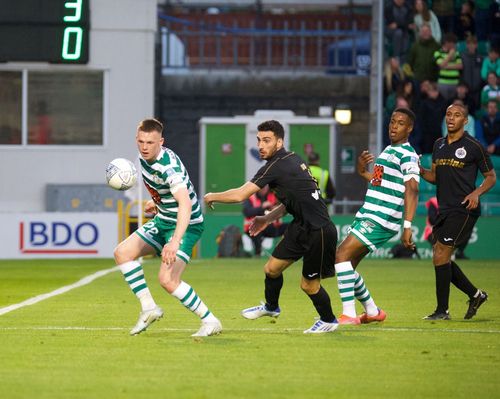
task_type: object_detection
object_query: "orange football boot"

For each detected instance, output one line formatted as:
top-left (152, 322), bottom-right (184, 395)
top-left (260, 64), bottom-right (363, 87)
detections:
top-left (338, 314), bottom-right (361, 325)
top-left (359, 308), bottom-right (387, 324)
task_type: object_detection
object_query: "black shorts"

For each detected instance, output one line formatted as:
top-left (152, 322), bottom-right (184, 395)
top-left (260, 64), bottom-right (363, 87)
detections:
top-left (432, 211), bottom-right (477, 248)
top-left (272, 220), bottom-right (337, 279)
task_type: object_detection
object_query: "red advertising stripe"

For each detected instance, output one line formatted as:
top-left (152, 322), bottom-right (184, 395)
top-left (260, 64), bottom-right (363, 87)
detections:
top-left (21, 249), bottom-right (99, 254)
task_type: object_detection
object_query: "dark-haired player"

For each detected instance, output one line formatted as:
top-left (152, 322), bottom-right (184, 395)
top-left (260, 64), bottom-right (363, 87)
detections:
top-left (420, 103), bottom-right (496, 320)
top-left (334, 108), bottom-right (420, 324)
top-left (204, 120), bottom-right (339, 333)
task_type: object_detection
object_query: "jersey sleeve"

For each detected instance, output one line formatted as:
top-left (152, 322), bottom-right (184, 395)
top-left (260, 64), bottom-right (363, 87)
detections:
top-left (400, 152), bottom-right (420, 183)
top-left (164, 167), bottom-right (187, 194)
top-left (475, 141), bottom-right (494, 174)
top-left (251, 162), bottom-right (279, 188)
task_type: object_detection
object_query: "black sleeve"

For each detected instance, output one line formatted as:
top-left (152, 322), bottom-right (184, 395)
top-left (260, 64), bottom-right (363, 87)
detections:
top-left (428, 204), bottom-right (439, 225)
top-left (475, 141), bottom-right (494, 174)
top-left (243, 199), bottom-right (264, 218)
top-left (325, 177), bottom-right (336, 202)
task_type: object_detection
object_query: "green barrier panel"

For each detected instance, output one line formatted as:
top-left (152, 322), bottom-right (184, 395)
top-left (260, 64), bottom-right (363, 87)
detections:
top-left (199, 214), bottom-right (500, 260)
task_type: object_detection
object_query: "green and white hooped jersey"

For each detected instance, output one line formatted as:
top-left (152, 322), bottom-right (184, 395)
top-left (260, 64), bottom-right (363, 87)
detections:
top-left (140, 147), bottom-right (203, 225)
top-left (355, 143), bottom-right (420, 233)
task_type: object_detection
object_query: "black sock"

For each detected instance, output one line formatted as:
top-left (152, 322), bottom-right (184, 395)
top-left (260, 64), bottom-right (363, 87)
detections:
top-left (264, 274), bottom-right (283, 311)
top-left (450, 261), bottom-right (477, 298)
top-left (307, 286), bottom-right (336, 323)
top-left (435, 263), bottom-right (451, 313)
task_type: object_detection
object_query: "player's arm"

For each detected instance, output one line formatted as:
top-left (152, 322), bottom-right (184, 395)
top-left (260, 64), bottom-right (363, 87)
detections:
top-left (401, 177), bottom-right (419, 250)
top-left (462, 169), bottom-right (497, 210)
top-left (419, 162), bottom-right (436, 184)
top-left (357, 150), bottom-right (374, 182)
top-left (205, 181), bottom-right (260, 207)
top-left (249, 203), bottom-right (287, 237)
top-left (162, 186), bottom-right (191, 265)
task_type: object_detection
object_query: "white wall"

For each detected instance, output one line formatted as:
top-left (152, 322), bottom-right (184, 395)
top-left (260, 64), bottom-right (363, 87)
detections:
top-left (0, 0), bottom-right (157, 212)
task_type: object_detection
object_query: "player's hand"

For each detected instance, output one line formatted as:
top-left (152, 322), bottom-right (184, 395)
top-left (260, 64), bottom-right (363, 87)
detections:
top-left (357, 150), bottom-right (374, 167)
top-left (161, 239), bottom-right (179, 265)
top-left (144, 200), bottom-right (157, 214)
top-left (249, 216), bottom-right (269, 236)
top-left (462, 193), bottom-right (479, 210)
top-left (203, 193), bottom-right (215, 210)
top-left (401, 228), bottom-right (415, 251)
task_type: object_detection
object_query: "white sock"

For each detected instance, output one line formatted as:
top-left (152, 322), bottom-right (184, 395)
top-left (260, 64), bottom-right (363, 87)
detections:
top-left (119, 260), bottom-right (156, 311)
top-left (172, 281), bottom-right (217, 322)
top-left (354, 271), bottom-right (379, 317)
top-left (335, 261), bottom-right (356, 317)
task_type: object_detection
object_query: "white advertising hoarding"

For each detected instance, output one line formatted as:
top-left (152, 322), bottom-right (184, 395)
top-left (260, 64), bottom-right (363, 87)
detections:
top-left (1, 213), bottom-right (118, 259)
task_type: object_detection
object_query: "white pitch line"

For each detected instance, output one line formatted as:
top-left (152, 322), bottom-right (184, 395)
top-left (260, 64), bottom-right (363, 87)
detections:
top-left (0, 266), bottom-right (119, 316)
top-left (0, 326), bottom-right (499, 334)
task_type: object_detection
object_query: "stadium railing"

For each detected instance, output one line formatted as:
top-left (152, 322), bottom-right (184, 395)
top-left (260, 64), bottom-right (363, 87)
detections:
top-left (158, 13), bottom-right (370, 73)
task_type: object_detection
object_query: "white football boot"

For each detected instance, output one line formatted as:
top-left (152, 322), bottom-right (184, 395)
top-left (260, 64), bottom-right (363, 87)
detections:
top-left (130, 305), bottom-right (164, 335)
top-left (303, 318), bottom-right (339, 334)
top-left (241, 302), bottom-right (281, 319)
top-left (192, 319), bottom-right (223, 337)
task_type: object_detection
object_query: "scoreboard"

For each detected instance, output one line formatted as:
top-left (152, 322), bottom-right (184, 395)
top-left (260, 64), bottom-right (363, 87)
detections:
top-left (0, 0), bottom-right (90, 64)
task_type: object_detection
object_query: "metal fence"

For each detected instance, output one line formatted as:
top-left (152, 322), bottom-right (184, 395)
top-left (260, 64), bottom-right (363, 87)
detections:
top-left (159, 13), bottom-right (371, 73)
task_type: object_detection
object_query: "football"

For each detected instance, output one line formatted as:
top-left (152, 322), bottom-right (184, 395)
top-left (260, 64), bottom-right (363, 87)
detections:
top-left (105, 158), bottom-right (138, 191)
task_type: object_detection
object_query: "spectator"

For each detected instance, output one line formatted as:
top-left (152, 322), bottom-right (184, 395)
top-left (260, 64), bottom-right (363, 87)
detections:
top-left (451, 82), bottom-right (478, 117)
top-left (434, 33), bottom-right (463, 101)
top-left (419, 81), bottom-right (447, 153)
top-left (441, 99), bottom-right (476, 137)
top-left (455, 0), bottom-right (475, 41)
top-left (307, 152), bottom-right (336, 205)
top-left (432, 0), bottom-right (455, 34)
top-left (413, 0), bottom-right (442, 44)
top-left (385, 0), bottom-right (414, 61)
top-left (474, 0), bottom-right (494, 41)
top-left (461, 35), bottom-right (485, 107)
top-left (242, 185), bottom-right (287, 257)
top-left (490, 1), bottom-right (500, 49)
top-left (407, 23), bottom-right (441, 84)
top-left (384, 57), bottom-right (406, 97)
top-left (476, 100), bottom-right (500, 155)
top-left (481, 47), bottom-right (500, 81)
top-left (480, 71), bottom-right (500, 111)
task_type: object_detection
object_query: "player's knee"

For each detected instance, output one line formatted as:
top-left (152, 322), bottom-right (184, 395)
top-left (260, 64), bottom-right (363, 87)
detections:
top-left (159, 275), bottom-right (179, 294)
top-left (300, 278), bottom-right (319, 295)
top-left (263, 263), bottom-right (280, 278)
top-left (114, 242), bottom-right (131, 264)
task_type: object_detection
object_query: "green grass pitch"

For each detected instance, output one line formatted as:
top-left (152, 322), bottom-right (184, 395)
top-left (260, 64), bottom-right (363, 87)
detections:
top-left (0, 258), bottom-right (499, 399)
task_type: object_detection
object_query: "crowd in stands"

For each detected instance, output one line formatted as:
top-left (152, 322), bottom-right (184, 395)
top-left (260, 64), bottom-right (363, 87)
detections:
top-left (383, 0), bottom-right (500, 155)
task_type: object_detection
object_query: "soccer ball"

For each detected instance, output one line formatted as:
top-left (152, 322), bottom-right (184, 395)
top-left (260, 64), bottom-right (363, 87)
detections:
top-left (106, 158), bottom-right (138, 191)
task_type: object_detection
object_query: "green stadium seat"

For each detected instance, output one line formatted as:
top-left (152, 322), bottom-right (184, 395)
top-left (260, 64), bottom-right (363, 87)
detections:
top-left (419, 154), bottom-right (433, 169)
top-left (490, 155), bottom-right (500, 170)
top-left (481, 193), bottom-right (500, 215)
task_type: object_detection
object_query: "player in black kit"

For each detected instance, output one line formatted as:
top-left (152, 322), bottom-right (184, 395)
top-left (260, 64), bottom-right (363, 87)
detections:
top-left (420, 104), bottom-right (497, 320)
top-left (204, 120), bottom-right (339, 333)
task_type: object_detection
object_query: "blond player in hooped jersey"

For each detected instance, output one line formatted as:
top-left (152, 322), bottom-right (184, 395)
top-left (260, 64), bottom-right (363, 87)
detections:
top-left (113, 118), bottom-right (222, 337)
top-left (334, 108), bottom-right (420, 325)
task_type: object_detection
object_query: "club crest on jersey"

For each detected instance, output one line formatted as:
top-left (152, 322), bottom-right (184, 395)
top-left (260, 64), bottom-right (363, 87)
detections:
top-left (152, 174), bottom-right (163, 184)
top-left (455, 147), bottom-right (467, 159)
top-left (387, 154), bottom-right (395, 162)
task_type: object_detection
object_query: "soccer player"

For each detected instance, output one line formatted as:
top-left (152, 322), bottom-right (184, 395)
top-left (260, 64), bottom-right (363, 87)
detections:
top-left (334, 108), bottom-right (420, 324)
top-left (114, 118), bottom-right (222, 336)
top-left (420, 103), bottom-right (496, 320)
top-left (204, 120), bottom-right (339, 334)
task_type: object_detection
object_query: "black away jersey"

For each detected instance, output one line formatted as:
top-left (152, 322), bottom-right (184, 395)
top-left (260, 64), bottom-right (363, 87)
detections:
top-left (251, 148), bottom-right (331, 229)
top-left (432, 133), bottom-right (493, 216)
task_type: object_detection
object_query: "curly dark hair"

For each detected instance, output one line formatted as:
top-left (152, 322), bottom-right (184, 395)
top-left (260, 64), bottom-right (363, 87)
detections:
top-left (257, 120), bottom-right (285, 140)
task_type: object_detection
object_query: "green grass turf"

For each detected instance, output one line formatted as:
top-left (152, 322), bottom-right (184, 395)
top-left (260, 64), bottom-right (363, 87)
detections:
top-left (0, 258), bottom-right (499, 399)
